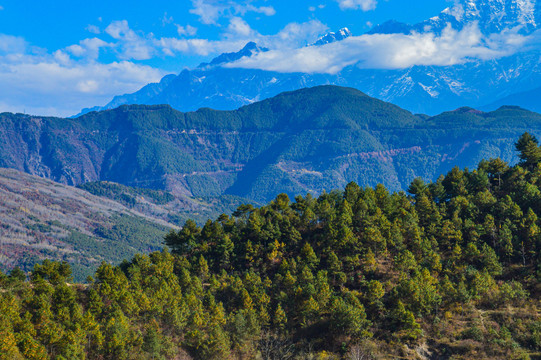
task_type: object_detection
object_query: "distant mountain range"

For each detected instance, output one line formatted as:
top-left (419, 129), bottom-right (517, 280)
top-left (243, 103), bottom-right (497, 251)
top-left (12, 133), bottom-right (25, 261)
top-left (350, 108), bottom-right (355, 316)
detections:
top-left (5, 85), bottom-right (541, 205)
top-left (370, 0), bottom-right (540, 35)
top-left (78, 0), bottom-right (541, 116)
top-left (481, 85), bottom-right (541, 113)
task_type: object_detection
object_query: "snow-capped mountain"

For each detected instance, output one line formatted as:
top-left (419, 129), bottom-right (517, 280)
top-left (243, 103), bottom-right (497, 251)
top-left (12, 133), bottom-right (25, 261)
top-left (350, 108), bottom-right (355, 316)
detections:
top-left (369, 0), bottom-right (540, 35)
top-left (311, 27), bottom-right (352, 46)
top-left (78, 0), bottom-right (541, 116)
top-left (421, 0), bottom-right (539, 33)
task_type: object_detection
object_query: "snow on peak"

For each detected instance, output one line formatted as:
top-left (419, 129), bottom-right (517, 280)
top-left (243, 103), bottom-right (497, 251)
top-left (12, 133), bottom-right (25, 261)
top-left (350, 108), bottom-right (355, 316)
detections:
top-left (429, 0), bottom-right (539, 34)
top-left (442, 4), bottom-right (466, 21)
top-left (459, 0), bottom-right (536, 27)
top-left (311, 28), bottom-right (353, 46)
top-left (338, 27), bottom-right (352, 37)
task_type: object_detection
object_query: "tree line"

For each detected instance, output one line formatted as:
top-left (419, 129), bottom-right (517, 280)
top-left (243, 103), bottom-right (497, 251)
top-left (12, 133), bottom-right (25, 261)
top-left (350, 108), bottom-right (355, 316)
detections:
top-left (1, 133), bottom-right (541, 359)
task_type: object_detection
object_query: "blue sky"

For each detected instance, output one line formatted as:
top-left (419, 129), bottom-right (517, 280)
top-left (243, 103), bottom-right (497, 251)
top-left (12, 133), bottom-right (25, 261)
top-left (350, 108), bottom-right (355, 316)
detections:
top-left (1, 0), bottom-right (450, 70)
top-left (0, 0), bottom-right (531, 116)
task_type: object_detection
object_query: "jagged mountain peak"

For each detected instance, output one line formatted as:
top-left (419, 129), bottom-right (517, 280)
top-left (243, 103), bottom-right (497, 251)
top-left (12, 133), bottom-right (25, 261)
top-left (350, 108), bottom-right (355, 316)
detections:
top-left (199, 42), bottom-right (269, 68)
top-left (436, 0), bottom-right (538, 32)
top-left (367, 0), bottom-right (540, 35)
top-left (311, 27), bottom-right (352, 46)
top-left (76, 1), bottom-right (541, 118)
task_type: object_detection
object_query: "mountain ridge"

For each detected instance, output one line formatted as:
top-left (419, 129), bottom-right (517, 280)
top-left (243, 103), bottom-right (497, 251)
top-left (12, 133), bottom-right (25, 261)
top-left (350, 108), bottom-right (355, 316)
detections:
top-left (76, 0), bottom-right (541, 117)
top-left (311, 27), bottom-right (352, 46)
top-left (4, 85), bottom-right (541, 204)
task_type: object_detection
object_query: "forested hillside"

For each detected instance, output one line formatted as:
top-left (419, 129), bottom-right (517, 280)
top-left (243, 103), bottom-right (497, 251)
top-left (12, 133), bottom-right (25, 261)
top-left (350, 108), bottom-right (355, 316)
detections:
top-left (0, 169), bottom-right (175, 281)
top-left (0, 170), bottom-right (249, 280)
top-left (1, 134), bottom-right (540, 359)
top-left (2, 86), bottom-right (541, 203)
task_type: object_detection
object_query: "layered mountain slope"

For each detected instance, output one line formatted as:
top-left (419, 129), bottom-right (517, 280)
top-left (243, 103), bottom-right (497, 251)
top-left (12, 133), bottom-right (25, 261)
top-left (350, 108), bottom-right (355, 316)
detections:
top-left (0, 168), bottom-right (176, 280)
top-left (3, 86), bottom-right (541, 204)
top-left (78, 0), bottom-right (541, 116)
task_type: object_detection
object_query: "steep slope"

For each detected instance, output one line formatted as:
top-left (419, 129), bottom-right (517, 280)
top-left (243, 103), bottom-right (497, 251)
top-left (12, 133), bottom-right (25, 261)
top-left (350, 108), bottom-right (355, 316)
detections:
top-left (3, 86), bottom-right (541, 204)
top-left (375, 0), bottom-right (540, 35)
top-left (0, 168), bottom-right (175, 280)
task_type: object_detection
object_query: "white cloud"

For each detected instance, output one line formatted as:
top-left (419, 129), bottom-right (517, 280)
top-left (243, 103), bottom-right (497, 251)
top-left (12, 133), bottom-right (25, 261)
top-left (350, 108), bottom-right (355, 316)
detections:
top-left (189, 0), bottom-right (276, 25)
top-left (335, 0), bottom-right (377, 11)
top-left (0, 56), bottom-right (164, 116)
top-left (77, 79), bottom-right (100, 93)
top-left (0, 31), bottom-right (164, 117)
top-left (46, 17), bottom-right (318, 65)
top-left (157, 37), bottom-right (248, 56)
top-left (53, 50), bottom-right (71, 65)
top-left (0, 34), bottom-right (28, 54)
top-left (86, 25), bottom-right (101, 34)
top-left (249, 5), bottom-right (275, 16)
top-left (105, 20), bottom-right (136, 41)
top-left (65, 37), bottom-right (112, 60)
top-left (227, 17), bottom-right (254, 37)
top-left (176, 24), bottom-right (198, 37)
top-left (105, 20), bottom-right (155, 60)
top-left (272, 20), bottom-right (328, 47)
top-left (226, 23), bottom-right (535, 74)
top-left (309, 4), bottom-right (326, 11)
top-left (189, 0), bottom-right (222, 24)
top-left (162, 12), bottom-right (174, 26)
top-left (158, 20), bottom-right (328, 57)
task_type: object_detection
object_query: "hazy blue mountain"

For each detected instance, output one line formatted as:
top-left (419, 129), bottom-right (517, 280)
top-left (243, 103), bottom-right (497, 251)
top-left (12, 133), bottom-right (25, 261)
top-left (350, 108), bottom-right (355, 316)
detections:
top-left (77, 0), bottom-right (541, 116)
top-left (4, 85), bottom-right (541, 204)
top-left (198, 41), bottom-right (269, 67)
top-left (481, 85), bottom-right (541, 113)
top-left (77, 74), bottom-right (177, 117)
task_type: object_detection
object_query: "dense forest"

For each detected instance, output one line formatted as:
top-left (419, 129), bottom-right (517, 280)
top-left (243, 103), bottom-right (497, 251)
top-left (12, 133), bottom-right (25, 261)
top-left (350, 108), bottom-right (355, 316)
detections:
top-left (1, 133), bottom-right (541, 359)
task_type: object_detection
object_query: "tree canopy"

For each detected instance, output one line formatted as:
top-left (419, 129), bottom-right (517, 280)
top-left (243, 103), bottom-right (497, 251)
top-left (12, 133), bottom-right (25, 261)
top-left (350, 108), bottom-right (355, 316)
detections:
top-left (1, 133), bottom-right (541, 359)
